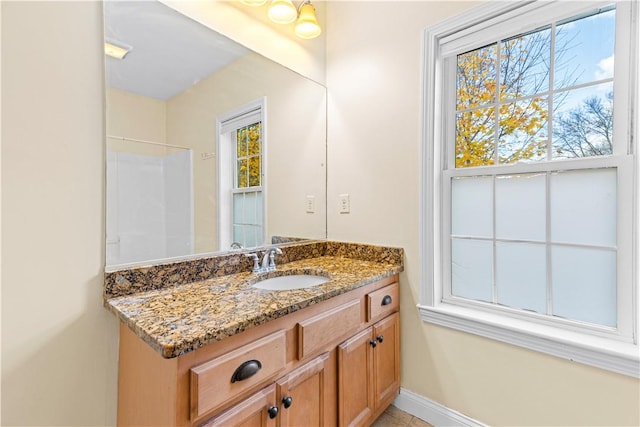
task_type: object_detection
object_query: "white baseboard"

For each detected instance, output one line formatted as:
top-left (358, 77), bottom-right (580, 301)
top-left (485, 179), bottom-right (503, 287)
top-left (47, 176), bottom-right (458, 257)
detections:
top-left (392, 388), bottom-right (487, 427)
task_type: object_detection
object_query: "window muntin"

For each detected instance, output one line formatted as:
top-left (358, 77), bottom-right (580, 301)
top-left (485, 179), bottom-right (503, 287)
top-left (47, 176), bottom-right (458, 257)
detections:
top-left (454, 6), bottom-right (617, 168)
top-left (445, 4), bottom-right (629, 332)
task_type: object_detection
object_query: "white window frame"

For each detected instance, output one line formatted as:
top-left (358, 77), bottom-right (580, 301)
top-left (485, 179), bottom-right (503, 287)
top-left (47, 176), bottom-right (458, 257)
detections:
top-left (217, 98), bottom-right (267, 250)
top-left (419, 0), bottom-right (640, 378)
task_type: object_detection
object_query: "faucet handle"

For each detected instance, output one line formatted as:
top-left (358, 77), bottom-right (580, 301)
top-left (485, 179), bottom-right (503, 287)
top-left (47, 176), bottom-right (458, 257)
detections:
top-left (267, 247), bottom-right (283, 271)
top-left (245, 253), bottom-right (260, 273)
top-left (268, 252), bottom-right (276, 269)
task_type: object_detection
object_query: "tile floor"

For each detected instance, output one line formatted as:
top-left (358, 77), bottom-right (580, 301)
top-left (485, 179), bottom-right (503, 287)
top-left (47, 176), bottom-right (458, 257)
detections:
top-left (371, 405), bottom-right (434, 427)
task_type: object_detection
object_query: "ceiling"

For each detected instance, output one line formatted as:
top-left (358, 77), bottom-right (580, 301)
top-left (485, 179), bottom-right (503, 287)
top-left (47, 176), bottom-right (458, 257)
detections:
top-left (104, 1), bottom-right (250, 101)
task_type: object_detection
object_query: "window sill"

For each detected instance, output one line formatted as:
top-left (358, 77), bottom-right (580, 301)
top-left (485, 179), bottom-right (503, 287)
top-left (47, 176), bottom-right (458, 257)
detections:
top-left (417, 303), bottom-right (639, 378)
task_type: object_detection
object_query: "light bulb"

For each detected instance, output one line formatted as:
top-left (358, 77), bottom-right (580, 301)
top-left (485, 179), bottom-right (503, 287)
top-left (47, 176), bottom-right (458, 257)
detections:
top-left (268, 0), bottom-right (297, 24)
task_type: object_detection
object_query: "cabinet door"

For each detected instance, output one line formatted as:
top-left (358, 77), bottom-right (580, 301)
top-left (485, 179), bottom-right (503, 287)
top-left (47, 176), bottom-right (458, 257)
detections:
top-left (276, 352), bottom-right (330, 427)
top-left (372, 312), bottom-right (400, 409)
top-left (201, 384), bottom-right (278, 427)
top-left (337, 327), bottom-right (374, 427)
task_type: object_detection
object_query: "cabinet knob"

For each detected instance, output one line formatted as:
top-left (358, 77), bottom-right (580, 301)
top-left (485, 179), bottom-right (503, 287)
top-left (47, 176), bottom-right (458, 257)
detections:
top-left (369, 340), bottom-right (377, 348)
top-left (268, 405), bottom-right (279, 419)
top-left (230, 359), bottom-right (262, 383)
top-left (381, 295), bottom-right (392, 306)
top-left (377, 335), bottom-right (384, 343)
top-left (282, 395), bottom-right (293, 409)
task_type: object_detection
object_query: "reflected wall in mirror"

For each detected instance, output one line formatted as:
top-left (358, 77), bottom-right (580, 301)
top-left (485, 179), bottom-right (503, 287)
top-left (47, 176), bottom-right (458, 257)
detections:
top-left (104, 0), bottom-right (327, 268)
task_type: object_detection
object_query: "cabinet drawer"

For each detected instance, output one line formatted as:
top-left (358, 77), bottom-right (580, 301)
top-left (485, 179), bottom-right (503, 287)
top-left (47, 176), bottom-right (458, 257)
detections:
top-left (190, 330), bottom-right (286, 420)
top-left (297, 299), bottom-right (361, 360)
top-left (366, 282), bottom-right (399, 322)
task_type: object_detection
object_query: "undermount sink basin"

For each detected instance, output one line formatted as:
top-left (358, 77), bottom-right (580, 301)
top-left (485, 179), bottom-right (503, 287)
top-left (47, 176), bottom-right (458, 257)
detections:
top-left (252, 274), bottom-right (329, 291)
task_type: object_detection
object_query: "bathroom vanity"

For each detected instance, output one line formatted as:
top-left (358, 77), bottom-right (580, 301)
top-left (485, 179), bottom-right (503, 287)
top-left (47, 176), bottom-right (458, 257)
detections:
top-left (105, 241), bottom-right (403, 426)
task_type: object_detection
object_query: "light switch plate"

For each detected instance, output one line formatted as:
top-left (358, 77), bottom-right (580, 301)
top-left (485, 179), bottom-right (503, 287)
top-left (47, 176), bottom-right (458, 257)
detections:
top-left (339, 194), bottom-right (350, 214)
top-left (306, 195), bottom-right (315, 213)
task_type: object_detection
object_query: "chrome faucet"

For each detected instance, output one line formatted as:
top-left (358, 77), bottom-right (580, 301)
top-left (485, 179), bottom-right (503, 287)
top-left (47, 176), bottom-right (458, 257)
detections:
top-left (245, 247), bottom-right (283, 274)
top-left (261, 247), bottom-right (283, 272)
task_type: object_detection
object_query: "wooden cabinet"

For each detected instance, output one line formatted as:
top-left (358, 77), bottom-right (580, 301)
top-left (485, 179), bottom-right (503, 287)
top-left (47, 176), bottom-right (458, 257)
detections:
top-left (337, 328), bottom-right (375, 427)
top-left (372, 313), bottom-right (400, 409)
top-left (337, 312), bottom-right (400, 427)
top-left (116, 275), bottom-right (399, 427)
top-left (276, 352), bottom-right (330, 426)
top-left (204, 352), bottom-right (331, 427)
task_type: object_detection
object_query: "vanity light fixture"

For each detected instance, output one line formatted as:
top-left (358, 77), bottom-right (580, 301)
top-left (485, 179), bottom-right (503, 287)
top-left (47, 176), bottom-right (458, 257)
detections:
top-left (240, 0), bottom-right (321, 39)
top-left (104, 41), bottom-right (130, 60)
top-left (294, 1), bottom-right (321, 39)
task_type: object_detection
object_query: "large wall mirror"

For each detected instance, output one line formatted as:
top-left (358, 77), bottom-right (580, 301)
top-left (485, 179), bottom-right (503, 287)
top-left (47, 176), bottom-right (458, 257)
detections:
top-left (104, 0), bottom-right (327, 269)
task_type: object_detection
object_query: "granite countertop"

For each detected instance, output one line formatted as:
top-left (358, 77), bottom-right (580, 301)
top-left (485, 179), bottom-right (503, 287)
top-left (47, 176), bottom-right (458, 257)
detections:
top-left (106, 254), bottom-right (402, 358)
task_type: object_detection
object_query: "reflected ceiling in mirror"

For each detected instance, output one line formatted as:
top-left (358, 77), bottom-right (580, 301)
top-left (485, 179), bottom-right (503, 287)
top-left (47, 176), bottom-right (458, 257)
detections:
top-left (104, 0), bottom-right (327, 270)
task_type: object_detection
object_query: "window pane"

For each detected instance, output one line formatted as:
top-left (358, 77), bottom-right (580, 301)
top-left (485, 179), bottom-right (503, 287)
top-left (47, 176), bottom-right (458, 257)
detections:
top-left (554, 8), bottom-right (616, 90)
top-left (496, 242), bottom-right (547, 314)
top-left (248, 156), bottom-right (261, 187)
top-left (551, 246), bottom-right (616, 327)
top-left (237, 129), bottom-right (248, 157)
top-left (451, 176), bottom-right (493, 238)
top-left (455, 106), bottom-right (496, 167)
top-left (237, 159), bottom-right (248, 188)
top-left (244, 225), bottom-right (259, 248)
top-left (244, 192), bottom-right (256, 224)
top-left (256, 192), bottom-right (263, 223)
top-left (550, 168), bottom-right (616, 246)
top-left (233, 224), bottom-right (244, 244)
top-left (457, 44), bottom-right (497, 111)
top-left (498, 97), bottom-right (548, 164)
top-left (495, 173), bottom-right (545, 241)
top-left (247, 123), bottom-right (262, 155)
top-left (451, 238), bottom-right (493, 303)
top-left (500, 28), bottom-right (551, 101)
top-left (552, 83), bottom-right (613, 159)
top-left (233, 193), bottom-right (245, 224)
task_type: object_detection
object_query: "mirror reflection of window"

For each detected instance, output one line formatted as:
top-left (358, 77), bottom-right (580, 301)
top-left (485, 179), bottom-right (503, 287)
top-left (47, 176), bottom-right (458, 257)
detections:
top-left (218, 99), bottom-right (266, 250)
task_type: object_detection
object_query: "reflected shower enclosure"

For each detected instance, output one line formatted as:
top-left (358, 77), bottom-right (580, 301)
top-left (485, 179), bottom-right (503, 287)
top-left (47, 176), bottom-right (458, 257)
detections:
top-left (106, 137), bottom-right (194, 265)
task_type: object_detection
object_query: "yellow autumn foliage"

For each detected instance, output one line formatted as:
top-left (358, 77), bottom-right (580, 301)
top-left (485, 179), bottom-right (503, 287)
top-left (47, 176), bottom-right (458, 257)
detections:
top-left (455, 39), bottom-right (548, 167)
top-left (236, 123), bottom-right (262, 188)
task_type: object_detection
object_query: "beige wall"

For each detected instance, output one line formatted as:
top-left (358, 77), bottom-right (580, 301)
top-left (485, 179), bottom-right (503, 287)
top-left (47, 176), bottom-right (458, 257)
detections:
top-left (325, 1), bottom-right (640, 426)
top-left (106, 88), bottom-right (169, 156)
top-left (1, 1), bottom-right (118, 425)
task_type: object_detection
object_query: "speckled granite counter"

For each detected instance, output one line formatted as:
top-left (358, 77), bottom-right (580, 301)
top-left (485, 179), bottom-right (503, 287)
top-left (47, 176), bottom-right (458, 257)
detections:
top-left (105, 241), bottom-right (403, 358)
